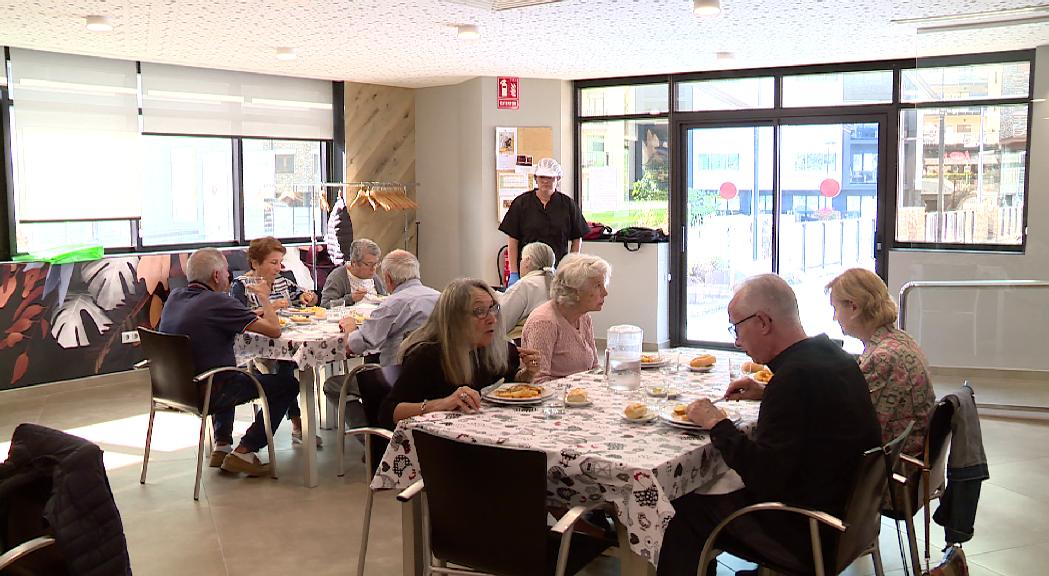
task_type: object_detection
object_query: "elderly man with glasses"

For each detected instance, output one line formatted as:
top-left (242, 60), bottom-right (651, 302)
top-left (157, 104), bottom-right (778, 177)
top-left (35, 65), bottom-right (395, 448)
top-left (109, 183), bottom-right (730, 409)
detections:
top-left (320, 238), bottom-right (388, 307)
top-left (656, 274), bottom-right (881, 576)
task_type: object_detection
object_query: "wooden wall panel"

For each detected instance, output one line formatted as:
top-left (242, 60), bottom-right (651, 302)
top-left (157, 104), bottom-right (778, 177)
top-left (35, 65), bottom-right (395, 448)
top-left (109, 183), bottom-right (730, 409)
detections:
top-left (343, 82), bottom-right (417, 256)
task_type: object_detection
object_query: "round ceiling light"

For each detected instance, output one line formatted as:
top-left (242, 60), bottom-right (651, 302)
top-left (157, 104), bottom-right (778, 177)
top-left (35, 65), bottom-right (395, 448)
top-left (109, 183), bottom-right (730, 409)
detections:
top-left (85, 15), bottom-right (113, 32)
top-left (457, 24), bottom-right (480, 40)
top-left (693, 0), bottom-right (721, 16)
top-left (276, 47), bottom-right (297, 61)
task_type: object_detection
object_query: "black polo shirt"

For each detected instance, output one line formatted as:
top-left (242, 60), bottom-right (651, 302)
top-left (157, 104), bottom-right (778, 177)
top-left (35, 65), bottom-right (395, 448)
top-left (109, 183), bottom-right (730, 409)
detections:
top-left (158, 282), bottom-right (259, 379)
top-left (498, 189), bottom-right (589, 267)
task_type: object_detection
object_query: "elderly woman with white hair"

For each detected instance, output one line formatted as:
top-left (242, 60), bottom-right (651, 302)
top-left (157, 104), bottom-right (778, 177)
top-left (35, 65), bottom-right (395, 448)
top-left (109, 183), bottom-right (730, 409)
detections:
top-left (499, 241), bottom-right (556, 338)
top-left (522, 254), bottom-right (609, 384)
top-left (320, 238), bottom-right (388, 307)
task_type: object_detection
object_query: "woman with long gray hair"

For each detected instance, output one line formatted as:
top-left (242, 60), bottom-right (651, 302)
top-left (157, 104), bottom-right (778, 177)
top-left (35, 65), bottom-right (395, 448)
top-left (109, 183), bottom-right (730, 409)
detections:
top-left (379, 278), bottom-right (542, 428)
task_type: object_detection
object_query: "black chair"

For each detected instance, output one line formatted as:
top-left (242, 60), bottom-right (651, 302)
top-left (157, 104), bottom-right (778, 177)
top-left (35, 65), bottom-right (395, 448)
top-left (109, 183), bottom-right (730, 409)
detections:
top-left (397, 431), bottom-right (613, 576)
top-left (336, 363), bottom-right (399, 576)
top-left (0, 537), bottom-right (58, 573)
top-left (698, 422), bottom-right (914, 576)
top-left (883, 399), bottom-right (955, 574)
top-left (136, 328), bottom-right (278, 501)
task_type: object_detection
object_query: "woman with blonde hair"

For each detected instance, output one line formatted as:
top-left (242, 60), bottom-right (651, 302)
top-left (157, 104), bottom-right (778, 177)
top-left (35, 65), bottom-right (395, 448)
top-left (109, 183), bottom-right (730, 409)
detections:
top-left (826, 268), bottom-right (934, 455)
top-left (499, 242), bottom-right (556, 338)
top-left (379, 278), bottom-right (542, 428)
top-left (522, 254), bottom-right (609, 384)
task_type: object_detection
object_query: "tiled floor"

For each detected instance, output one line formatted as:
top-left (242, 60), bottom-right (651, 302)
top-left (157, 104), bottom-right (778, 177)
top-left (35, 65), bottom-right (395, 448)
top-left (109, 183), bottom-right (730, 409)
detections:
top-left (1, 368), bottom-right (1046, 576)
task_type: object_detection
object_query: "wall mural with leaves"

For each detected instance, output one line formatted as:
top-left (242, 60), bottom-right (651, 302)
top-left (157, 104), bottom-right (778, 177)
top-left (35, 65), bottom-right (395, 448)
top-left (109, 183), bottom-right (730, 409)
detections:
top-left (0, 250), bottom-right (249, 390)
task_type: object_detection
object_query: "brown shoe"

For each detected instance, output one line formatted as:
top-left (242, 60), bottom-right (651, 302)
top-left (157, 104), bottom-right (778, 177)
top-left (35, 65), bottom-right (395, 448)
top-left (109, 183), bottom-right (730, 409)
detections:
top-left (220, 451), bottom-right (271, 477)
top-left (209, 449), bottom-right (230, 468)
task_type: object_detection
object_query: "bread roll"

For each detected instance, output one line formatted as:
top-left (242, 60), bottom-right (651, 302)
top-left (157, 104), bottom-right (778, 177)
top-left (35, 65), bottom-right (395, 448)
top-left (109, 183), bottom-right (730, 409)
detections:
top-left (566, 388), bottom-right (588, 403)
top-left (672, 404), bottom-right (688, 416)
top-left (741, 360), bottom-right (766, 373)
top-left (624, 403), bottom-right (648, 419)
top-left (752, 369), bottom-right (773, 384)
top-left (689, 354), bottom-right (716, 368)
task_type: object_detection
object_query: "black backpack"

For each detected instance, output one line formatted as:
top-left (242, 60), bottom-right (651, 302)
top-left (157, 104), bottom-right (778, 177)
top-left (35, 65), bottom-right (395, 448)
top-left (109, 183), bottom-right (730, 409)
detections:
top-left (612, 227), bottom-right (669, 251)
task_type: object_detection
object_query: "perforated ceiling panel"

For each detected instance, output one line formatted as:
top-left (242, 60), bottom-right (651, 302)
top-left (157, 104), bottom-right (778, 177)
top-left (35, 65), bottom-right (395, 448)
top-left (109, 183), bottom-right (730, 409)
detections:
top-left (0, 0), bottom-right (1045, 87)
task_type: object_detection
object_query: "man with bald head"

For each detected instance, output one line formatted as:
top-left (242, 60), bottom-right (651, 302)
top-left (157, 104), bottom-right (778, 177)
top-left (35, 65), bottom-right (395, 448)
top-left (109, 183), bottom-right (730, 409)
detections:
top-left (657, 274), bottom-right (881, 576)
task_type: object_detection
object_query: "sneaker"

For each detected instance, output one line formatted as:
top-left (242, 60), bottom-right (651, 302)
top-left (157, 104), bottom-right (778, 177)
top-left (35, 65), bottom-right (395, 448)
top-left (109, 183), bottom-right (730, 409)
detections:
top-left (209, 446), bottom-right (232, 468)
top-left (220, 451), bottom-right (271, 477)
top-left (291, 429), bottom-right (323, 448)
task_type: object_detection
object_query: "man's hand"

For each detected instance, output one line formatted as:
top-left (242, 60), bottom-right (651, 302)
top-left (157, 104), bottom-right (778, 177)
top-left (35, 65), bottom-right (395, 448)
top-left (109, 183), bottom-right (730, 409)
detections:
top-left (339, 316), bottom-right (359, 334)
top-left (271, 298), bottom-right (290, 309)
top-left (351, 288), bottom-right (368, 302)
top-left (723, 376), bottom-right (765, 401)
top-left (687, 399), bottom-right (728, 429)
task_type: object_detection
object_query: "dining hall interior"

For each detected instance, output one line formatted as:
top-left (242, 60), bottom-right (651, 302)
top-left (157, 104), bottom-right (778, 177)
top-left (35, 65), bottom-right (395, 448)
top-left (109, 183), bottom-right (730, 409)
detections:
top-left (0, 1), bottom-right (1048, 575)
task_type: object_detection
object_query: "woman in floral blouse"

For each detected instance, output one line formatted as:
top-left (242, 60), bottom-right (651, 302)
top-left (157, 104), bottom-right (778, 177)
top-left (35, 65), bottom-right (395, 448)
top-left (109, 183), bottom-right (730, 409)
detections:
top-left (826, 268), bottom-right (935, 455)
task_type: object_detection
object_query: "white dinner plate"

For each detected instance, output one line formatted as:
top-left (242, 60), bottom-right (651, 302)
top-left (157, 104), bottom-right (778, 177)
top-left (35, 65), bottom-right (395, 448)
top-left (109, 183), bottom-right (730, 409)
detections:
top-left (688, 365), bottom-right (714, 373)
top-left (645, 386), bottom-right (681, 399)
top-left (658, 405), bottom-right (740, 430)
top-left (640, 357), bottom-right (669, 369)
top-left (622, 410), bottom-right (658, 424)
top-left (565, 398), bottom-right (592, 408)
top-left (481, 383), bottom-right (555, 405)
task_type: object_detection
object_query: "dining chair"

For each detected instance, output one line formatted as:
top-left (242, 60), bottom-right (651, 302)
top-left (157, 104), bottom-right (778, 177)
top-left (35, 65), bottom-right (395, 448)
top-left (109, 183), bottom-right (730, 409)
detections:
top-left (396, 431), bottom-right (613, 576)
top-left (336, 363), bottom-right (399, 576)
top-left (883, 399), bottom-right (955, 574)
top-left (698, 422), bottom-right (914, 576)
top-left (136, 328), bottom-right (278, 501)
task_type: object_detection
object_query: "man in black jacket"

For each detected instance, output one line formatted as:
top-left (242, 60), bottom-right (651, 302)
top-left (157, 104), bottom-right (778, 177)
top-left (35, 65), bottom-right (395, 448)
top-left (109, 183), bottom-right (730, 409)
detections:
top-left (657, 274), bottom-right (881, 576)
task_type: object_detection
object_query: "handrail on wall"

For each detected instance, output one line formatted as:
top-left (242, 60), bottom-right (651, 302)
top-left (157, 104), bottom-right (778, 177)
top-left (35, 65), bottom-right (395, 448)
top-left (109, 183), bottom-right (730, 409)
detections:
top-left (898, 279), bottom-right (1049, 331)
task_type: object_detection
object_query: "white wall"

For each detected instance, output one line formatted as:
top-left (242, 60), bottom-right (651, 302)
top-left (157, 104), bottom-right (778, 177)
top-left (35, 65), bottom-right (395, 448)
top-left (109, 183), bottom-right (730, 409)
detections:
top-left (585, 241), bottom-right (670, 348)
top-left (886, 44), bottom-right (1049, 370)
top-left (416, 77), bottom-right (573, 290)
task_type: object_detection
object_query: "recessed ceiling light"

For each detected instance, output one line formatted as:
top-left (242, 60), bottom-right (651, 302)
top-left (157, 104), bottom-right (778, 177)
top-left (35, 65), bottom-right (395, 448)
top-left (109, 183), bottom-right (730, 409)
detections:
top-left (693, 0), bottom-right (721, 17)
top-left (85, 15), bottom-right (112, 32)
top-left (276, 47), bottom-right (297, 61)
top-left (716, 51), bottom-right (735, 60)
top-left (457, 24), bottom-right (480, 40)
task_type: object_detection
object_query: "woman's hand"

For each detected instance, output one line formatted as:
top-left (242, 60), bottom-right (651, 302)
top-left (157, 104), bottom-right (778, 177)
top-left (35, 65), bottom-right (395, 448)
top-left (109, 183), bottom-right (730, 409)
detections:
top-left (271, 298), bottom-right (290, 310)
top-left (300, 291), bottom-right (318, 306)
top-left (246, 282), bottom-right (270, 300)
top-left (437, 386), bottom-right (481, 414)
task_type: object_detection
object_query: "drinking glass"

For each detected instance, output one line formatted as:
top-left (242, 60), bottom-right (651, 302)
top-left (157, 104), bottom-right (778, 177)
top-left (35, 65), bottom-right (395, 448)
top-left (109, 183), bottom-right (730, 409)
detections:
top-left (728, 357), bottom-right (739, 380)
top-left (543, 382), bottom-right (566, 419)
top-left (645, 382), bottom-right (669, 411)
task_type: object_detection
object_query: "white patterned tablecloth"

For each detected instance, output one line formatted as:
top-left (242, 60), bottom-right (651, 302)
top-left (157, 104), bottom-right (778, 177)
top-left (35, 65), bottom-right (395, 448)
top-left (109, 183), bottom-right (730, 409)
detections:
top-left (234, 320), bottom-right (348, 368)
top-left (371, 350), bottom-right (759, 567)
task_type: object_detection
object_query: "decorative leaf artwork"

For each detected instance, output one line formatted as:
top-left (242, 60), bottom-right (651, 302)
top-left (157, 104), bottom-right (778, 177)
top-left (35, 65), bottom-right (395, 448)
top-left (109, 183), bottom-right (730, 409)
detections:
top-left (43, 263), bottom-right (75, 308)
top-left (82, 257), bottom-right (139, 311)
top-left (137, 255), bottom-right (171, 295)
top-left (52, 294), bottom-right (112, 348)
top-left (1, 263), bottom-right (50, 385)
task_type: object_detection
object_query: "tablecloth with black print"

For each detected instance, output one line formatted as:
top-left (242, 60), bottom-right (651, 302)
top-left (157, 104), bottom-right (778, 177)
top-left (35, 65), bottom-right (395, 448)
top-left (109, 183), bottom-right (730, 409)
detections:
top-left (371, 350), bottom-right (760, 567)
top-left (234, 320), bottom-right (347, 368)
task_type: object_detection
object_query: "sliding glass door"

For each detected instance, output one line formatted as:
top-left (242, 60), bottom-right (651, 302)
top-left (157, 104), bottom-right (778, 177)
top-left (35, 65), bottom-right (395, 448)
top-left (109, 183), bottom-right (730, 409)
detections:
top-left (681, 118), bottom-right (884, 353)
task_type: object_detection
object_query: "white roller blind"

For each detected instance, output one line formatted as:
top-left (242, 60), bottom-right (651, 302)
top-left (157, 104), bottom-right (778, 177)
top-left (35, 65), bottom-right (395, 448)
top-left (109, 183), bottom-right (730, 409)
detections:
top-left (141, 63), bottom-right (333, 139)
top-left (9, 48), bottom-right (142, 221)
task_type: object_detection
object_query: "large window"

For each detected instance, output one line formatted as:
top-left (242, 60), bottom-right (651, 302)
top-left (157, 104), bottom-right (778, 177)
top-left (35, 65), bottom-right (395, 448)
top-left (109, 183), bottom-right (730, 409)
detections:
top-left (243, 139), bottom-right (324, 239)
top-left (897, 104), bottom-right (1028, 245)
top-left (580, 119), bottom-right (669, 231)
top-left (4, 49), bottom-right (334, 255)
top-left (141, 136), bottom-right (235, 246)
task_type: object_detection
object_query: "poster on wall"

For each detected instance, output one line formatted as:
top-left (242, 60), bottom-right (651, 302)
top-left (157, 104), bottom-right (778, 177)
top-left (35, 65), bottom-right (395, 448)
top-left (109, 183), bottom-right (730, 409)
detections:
top-left (496, 127), bottom-right (517, 170)
top-left (495, 126), bottom-right (553, 222)
top-left (497, 76), bottom-right (519, 110)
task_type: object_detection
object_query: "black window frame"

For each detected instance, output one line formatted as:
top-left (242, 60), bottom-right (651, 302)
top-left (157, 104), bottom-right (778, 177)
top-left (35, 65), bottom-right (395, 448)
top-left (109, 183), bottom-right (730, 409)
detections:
top-left (573, 49), bottom-right (1035, 255)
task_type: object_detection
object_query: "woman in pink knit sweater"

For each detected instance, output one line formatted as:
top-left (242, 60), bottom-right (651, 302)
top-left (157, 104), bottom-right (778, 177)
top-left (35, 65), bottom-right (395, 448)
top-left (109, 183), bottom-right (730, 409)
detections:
top-left (522, 254), bottom-right (610, 383)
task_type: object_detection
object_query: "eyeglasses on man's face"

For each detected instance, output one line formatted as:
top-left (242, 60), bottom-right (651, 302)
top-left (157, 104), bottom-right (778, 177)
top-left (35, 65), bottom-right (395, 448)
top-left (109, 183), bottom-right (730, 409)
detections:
top-left (727, 313), bottom-right (759, 338)
top-left (470, 302), bottom-right (501, 319)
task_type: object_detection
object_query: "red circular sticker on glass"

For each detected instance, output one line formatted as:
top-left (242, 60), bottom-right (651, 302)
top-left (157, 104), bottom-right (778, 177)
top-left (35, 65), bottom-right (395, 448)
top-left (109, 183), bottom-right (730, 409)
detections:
top-left (719, 182), bottom-right (738, 200)
top-left (819, 178), bottom-right (841, 198)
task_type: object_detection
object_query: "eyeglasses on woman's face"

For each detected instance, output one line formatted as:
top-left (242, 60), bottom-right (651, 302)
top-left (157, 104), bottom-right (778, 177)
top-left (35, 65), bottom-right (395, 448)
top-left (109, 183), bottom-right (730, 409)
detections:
top-left (470, 302), bottom-right (501, 319)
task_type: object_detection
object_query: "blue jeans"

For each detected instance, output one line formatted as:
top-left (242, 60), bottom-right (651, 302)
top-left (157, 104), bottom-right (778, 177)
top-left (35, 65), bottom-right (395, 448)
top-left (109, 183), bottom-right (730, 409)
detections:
top-left (209, 367), bottom-right (299, 452)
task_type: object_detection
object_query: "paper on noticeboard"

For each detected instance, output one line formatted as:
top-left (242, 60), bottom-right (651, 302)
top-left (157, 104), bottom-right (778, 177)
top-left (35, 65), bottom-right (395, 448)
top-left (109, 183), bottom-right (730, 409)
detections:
top-left (496, 127), bottom-right (517, 170)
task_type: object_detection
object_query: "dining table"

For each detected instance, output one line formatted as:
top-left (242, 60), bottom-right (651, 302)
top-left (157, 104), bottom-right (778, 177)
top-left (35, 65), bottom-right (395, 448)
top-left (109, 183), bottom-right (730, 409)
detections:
top-left (371, 348), bottom-right (760, 575)
top-left (234, 306), bottom-right (372, 487)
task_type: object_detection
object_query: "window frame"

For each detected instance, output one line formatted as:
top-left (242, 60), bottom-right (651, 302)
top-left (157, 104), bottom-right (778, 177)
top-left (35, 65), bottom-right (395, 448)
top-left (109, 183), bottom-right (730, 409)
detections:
top-left (574, 49), bottom-right (1035, 254)
top-left (0, 49), bottom-right (338, 258)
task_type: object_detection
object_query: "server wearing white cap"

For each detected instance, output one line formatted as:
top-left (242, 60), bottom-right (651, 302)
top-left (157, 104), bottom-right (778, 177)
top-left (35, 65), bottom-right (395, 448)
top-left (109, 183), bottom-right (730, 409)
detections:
top-left (498, 158), bottom-right (589, 287)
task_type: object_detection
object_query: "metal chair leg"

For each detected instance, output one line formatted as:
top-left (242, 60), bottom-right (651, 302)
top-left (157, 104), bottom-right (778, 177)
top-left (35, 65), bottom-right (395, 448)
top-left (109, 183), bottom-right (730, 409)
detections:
top-left (358, 483), bottom-right (375, 576)
top-left (901, 483), bottom-right (922, 575)
top-left (870, 539), bottom-right (885, 576)
top-left (140, 403), bottom-right (156, 485)
top-left (193, 412), bottom-right (207, 501)
top-left (338, 377), bottom-right (349, 477)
